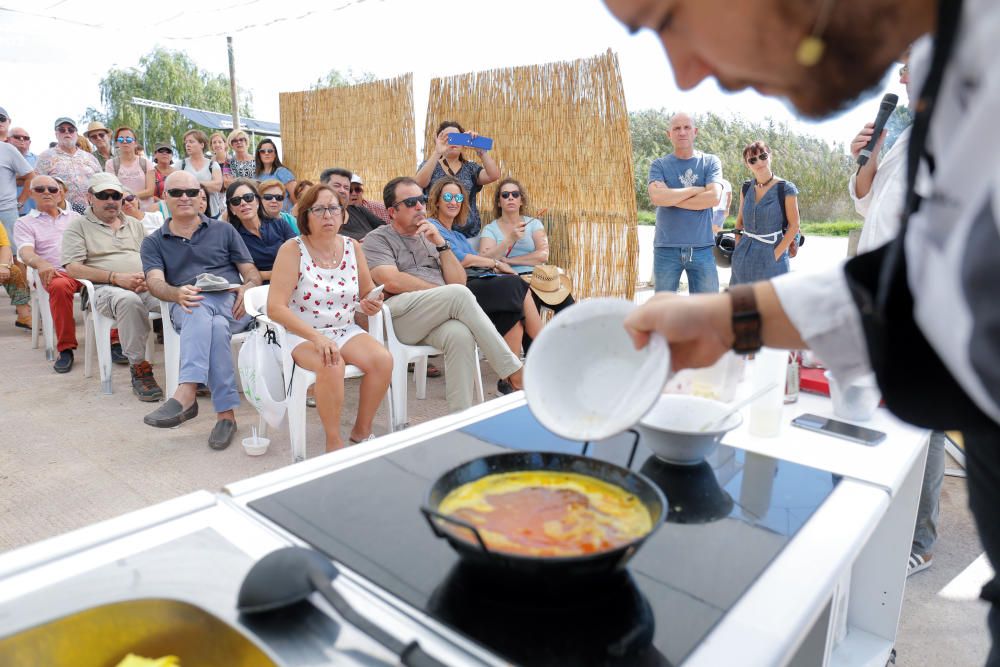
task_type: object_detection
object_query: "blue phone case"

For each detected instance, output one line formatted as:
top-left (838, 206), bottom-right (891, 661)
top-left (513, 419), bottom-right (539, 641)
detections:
top-left (447, 133), bottom-right (493, 151)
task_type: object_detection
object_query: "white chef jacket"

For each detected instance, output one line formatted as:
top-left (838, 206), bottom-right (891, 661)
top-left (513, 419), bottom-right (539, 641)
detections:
top-left (849, 127), bottom-right (911, 253)
top-left (773, 0), bottom-right (1000, 424)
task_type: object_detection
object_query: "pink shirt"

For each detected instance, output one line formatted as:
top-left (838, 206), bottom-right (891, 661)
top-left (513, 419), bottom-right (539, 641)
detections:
top-left (13, 208), bottom-right (75, 266)
top-left (34, 147), bottom-right (101, 210)
top-left (106, 157), bottom-right (154, 209)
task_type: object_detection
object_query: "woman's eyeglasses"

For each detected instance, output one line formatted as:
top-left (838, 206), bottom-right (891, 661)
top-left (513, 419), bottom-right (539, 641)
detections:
top-left (228, 193), bottom-right (258, 206)
top-left (261, 193), bottom-right (285, 202)
top-left (747, 152), bottom-right (769, 165)
top-left (231, 137), bottom-right (247, 144)
top-left (394, 195), bottom-right (428, 209)
top-left (500, 191), bottom-right (521, 200)
top-left (309, 205), bottom-right (342, 217)
top-left (167, 188), bottom-right (201, 198)
top-left (93, 190), bottom-right (123, 201)
top-left (258, 148), bottom-right (275, 154)
top-left (116, 136), bottom-right (136, 144)
top-left (441, 192), bottom-right (464, 203)
top-left (32, 186), bottom-right (60, 194)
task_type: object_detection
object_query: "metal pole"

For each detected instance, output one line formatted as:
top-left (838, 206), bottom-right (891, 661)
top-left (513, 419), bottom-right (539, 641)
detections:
top-left (142, 107), bottom-right (147, 153)
top-left (227, 36), bottom-right (240, 132)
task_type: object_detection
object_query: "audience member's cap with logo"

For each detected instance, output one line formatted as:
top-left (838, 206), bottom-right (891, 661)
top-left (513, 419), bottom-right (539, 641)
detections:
top-left (351, 174), bottom-right (363, 185)
top-left (194, 272), bottom-right (241, 291)
top-left (521, 265), bottom-right (573, 305)
top-left (89, 172), bottom-right (125, 194)
top-left (0, 107), bottom-right (9, 119)
top-left (54, 117), bottom-right (77, 130)
top-left (84, 121), bottom-right (109, 137)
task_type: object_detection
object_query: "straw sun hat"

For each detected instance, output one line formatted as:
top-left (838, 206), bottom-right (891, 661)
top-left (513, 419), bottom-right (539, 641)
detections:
top-left (521, 265), bottom-right (572, 305)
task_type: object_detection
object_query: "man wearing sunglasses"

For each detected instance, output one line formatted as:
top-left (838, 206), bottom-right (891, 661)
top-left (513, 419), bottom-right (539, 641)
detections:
top-left (56, 172), bottom-right (162, 397)
top-left (319, 167), bottom-right (385, 241)
top-left (0, 110), bottom-right (35, 242)
top-left (140, 171), bottom-right (262, 450)
top-left (9, 126), bottom-right (37, 216)
top-left (647, 112), bottom-right (724, 294)
top-left (14, 175), bottom-right (78, 371)
top-left (83, 121), bottom-right (113, 169)
top-left (363, 176), bottom-right (524, 414)
top-left (350, 173), bottom-right (390, 224)
top-left (34, 117), bottom-right (101, 215)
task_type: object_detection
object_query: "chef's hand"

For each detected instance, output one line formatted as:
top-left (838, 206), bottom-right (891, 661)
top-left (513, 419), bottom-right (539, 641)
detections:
top-left (624, 293), bottom-right (734, 372)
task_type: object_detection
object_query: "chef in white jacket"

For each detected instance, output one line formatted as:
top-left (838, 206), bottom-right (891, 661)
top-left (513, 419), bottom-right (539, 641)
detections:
top-left (606, 0), bottom-right (1000, 662)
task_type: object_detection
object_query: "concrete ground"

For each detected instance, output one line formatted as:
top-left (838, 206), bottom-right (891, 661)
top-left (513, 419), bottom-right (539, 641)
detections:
top-left (0, 235), bottom-right (993, 664)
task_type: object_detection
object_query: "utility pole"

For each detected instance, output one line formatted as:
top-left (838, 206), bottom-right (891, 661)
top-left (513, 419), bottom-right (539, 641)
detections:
top-left (227, 36), bottom-right (240, 133)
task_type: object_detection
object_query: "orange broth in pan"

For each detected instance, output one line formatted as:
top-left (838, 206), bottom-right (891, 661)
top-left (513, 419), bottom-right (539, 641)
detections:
top-left (437, 471), bottom-right (652, 557)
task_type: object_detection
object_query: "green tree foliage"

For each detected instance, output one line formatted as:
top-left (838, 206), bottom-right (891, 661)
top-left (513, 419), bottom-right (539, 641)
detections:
top-left (630, 110), bottom-right (859, 221)
top-left (310, 68), bottom-right (376, 90)
top-left (86, 48), bottom-right (253, 152)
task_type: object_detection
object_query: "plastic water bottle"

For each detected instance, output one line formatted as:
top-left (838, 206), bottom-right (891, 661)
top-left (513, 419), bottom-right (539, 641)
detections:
top-left (749, 348), bottom-right (787, 437)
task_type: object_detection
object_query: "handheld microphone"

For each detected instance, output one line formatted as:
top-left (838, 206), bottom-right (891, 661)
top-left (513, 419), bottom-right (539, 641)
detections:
top-left (857, 93), bottom-right (899, 166)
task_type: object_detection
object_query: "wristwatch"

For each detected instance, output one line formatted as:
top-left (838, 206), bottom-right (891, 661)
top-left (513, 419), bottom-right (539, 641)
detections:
top-left (728, 284), bottom-right (762, 355)
top-left (435, 241), bottom-right (452, 253)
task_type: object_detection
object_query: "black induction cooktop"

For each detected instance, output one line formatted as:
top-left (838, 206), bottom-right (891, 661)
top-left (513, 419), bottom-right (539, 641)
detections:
top-left (249, 405), bottom-right (839, 666)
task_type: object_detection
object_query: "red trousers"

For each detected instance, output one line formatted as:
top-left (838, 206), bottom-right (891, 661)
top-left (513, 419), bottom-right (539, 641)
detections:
top-left (47, 273), bottom-right (83, 353)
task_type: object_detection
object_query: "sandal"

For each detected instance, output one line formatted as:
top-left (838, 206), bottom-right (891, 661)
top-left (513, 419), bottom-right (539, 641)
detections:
top-left (907, 552), bottom-right (932, 577)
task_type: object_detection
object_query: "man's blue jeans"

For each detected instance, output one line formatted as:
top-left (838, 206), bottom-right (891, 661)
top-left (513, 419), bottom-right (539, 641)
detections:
top-left (653, 246), bottom-right (720, 294)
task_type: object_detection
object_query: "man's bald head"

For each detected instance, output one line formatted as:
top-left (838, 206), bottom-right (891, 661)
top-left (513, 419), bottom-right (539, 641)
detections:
top-left (30, 174), bottom-right (58, 189)
top-left (668, 112), bottom-right (697, 156)
top-left (164, 171), bottom-right (199, 190)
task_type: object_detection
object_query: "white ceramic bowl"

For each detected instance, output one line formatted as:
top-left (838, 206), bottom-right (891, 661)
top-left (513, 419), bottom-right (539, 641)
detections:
top-left (825, 371), bottom-right (881, 422)
top-left (637, 395), bottom-right (743, 465)
top-left (524, 298), bottom-right (670, 441)
top-left (242, 436), bottom-right (270, 456)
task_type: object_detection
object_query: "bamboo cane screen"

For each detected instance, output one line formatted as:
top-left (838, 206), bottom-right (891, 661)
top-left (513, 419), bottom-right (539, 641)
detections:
top-left (279, 74), bottom-right (415, 198)
top-left (424, 50), bottom-right (637, 300)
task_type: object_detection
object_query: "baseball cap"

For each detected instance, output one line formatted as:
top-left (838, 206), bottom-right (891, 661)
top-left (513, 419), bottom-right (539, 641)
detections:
top-left (350, 174), bottom-right (363, 185)
top-left (0, 107), bottom-right (8, 119)
top-left (154, 142), bottom-right (173, 153)
top-left (89, 172), bottom-right (124, 194)
top-left (54, 117), bottom-right (77, 130)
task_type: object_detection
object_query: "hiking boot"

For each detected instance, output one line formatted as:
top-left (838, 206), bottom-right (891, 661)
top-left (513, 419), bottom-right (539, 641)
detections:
top-left (130, 361), bottom-right (164, 402)
top-left (53, 350), bottom-right (74, 373)
top-left (111, 342), bottom-right (129, 365)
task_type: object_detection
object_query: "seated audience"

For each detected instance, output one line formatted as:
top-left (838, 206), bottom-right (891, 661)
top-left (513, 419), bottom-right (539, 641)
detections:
top-left (259, 178), bottom-right (300, 233)
top-left (364, 177), bottom-right (523, 413)
top-left (225, 179), bottom-right (296, 282)
top-left (62, 173), bottom-right (162, 401)
top-left (13, 175), bottom-right (79, 372)
top-left (480, 177), bottom-right (575, 315)
top-left (427, 177), bottom-right (542, 378)
top-left (267, 184), bottom-right (392, 451)
top-left (320, 168), bottom-right (384, 241)
top-left (140, 171), bottom-right (262, 450)
top-left (0, 222), bottom-right (30, 329)
top-left (226, 130), bottom-right (256, 179)
top-left (350, 174), bottom-right (389, 223)
top-left (254, 138), bottom-right (296, 213)
top-left (121, 188), bottom-right (163, 235)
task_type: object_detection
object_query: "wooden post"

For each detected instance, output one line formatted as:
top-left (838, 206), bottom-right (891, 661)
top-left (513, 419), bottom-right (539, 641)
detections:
top-left (227, 36), bottom-right (240, 133)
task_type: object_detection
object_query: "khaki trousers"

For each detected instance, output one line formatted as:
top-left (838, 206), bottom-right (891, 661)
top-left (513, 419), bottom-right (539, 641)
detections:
top-left (387, 284), bottom-right (521, 412)
top-left (93, 285), bottom-right (160, 365)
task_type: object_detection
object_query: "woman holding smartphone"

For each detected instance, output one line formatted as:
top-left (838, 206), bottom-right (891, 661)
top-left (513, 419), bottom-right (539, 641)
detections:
top-left (267, 184), bottom-right (391, 451)
top-left (414, 119), bottom-right (499, 238)
top-left (427, 177), bottom-right (543, 383)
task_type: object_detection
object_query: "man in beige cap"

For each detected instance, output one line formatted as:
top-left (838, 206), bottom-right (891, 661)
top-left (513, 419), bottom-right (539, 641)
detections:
top-left (62, 172), bottom-right (162, 398)
top-left (83, 121), bottom-right (113, 168)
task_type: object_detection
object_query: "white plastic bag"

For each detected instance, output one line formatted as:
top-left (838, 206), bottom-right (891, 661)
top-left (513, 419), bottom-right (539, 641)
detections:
top-left (238, 323), bottom-right (287, 428)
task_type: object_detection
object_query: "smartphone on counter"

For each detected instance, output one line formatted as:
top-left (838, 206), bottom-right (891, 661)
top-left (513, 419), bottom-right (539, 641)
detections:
top-left (364, 284), bottom-right (385, 301)
top-left (791, 413), bottom-right (887, 446)
top-left (447, 132), bottom-right (494, 151)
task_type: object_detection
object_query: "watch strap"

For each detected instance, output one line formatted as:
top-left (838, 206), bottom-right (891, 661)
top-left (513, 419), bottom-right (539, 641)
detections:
top-left (728, 284), bottom-right (762, 354)
top-left (435, 241), bottom-right (451, 253)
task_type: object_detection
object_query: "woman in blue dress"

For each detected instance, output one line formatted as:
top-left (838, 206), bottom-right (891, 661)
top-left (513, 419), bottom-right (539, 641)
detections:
top-left (731, 141), bottom-right (801, 285)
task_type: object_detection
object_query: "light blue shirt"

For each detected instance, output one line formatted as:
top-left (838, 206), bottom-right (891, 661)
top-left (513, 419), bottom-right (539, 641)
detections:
top-left (480, 217), bottom-right (544, 273)
top-left (429, 218), bottom-right (476, 262)
top-left (648, 152), bottom-right (722, 248)
top-left (17, 151), bottom-right (37, 215)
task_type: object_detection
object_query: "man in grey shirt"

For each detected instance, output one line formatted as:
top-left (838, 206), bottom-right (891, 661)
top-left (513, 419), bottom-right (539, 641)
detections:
top-left (364, 176), bottom-right (523, 414)
top-left (0, 114), bottom-right (35, 241)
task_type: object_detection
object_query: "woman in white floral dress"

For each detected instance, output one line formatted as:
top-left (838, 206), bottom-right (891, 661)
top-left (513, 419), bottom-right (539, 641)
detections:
top-left (267, 185), bottom-right (391, 451)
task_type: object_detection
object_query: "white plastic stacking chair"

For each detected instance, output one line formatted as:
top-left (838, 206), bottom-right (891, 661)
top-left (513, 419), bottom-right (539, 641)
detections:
top-left (79, 279), bottom-right (159, 394)
top-left (381, 304), bottom-right (483, 429)
top-left (243, 285), bottom-right (394, 463)
top-left (26, 267), bottom-right (57, 361)
top-left (159, 295), bottom-right (250, 398)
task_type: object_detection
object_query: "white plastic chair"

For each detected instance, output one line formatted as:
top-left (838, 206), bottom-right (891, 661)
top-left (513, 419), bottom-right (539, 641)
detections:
top-left (244, 285), bottom-right (394, 463)
top-left (79, 279), bottom-right (159, 394)
top-left (381, 304), bottom-right (484, 429)
top-left (26, 267), bottom-right (56, 361)
top-left (159, 295), bottom-right (250, 399)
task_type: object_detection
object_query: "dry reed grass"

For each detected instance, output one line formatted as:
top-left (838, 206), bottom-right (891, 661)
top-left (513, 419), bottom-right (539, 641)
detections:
top-left (424, 50), bottom-right (637, 299)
